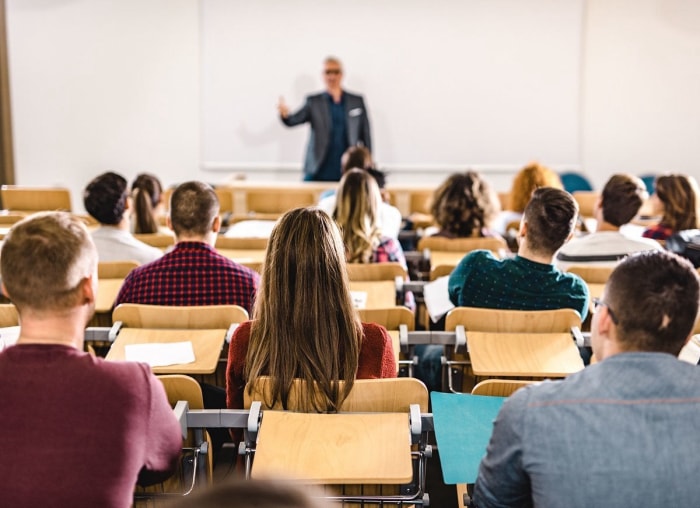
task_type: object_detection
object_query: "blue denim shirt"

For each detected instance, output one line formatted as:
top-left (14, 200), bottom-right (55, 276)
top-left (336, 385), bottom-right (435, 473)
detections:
top-left (473, 352), bottom-right (700, 508)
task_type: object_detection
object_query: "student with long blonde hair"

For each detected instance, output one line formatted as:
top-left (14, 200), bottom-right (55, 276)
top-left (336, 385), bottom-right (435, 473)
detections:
top-left (334, 168), bottom-right (407, 267)
top-left (226, 207), bottom-right (396, 413)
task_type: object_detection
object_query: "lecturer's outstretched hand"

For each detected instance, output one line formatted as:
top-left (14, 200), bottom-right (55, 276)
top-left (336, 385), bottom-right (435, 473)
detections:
top-left (277, 96), bottom-right (289, 119)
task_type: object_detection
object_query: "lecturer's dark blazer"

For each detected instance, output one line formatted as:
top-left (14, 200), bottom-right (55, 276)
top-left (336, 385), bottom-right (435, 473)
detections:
top-left (281, 91), bottom-right (372, 178)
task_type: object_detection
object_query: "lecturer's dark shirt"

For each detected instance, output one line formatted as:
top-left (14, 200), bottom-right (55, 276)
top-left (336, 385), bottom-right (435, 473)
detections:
top-left (314, 93), bottom-right (348, 181)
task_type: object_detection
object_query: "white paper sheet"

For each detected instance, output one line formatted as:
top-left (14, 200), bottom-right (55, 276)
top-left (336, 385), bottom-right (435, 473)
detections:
top-left (423, 276), bottom-right (455, 323)
top-left (350, 291), bottom-right (368, 309)
top-left (678, 335), bottom-right (700, 365)
top-left (124, 341), bottom-right (195, 367)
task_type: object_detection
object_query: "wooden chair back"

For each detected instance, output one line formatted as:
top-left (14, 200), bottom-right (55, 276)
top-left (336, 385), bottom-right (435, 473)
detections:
top-left (572, 190), bottom-right (599, 218)
top-left (215, 236), bottom-right (268, 250)
top-left (113, 304), bottom-right (248, 329)
top-left (417, 235), bottom-right (507, 254)
top-left (357, 307), bottom-right (415, 332)
top-left (430, 264), bottom-right (455, 280)
top-left (346, 262), bottom-right (406, 281)
top-left (471, 379), bottom-right (534, 397)
top-left (97, 260), bottom-right (139, 279)
top-left (134, 232), bottom-right (175, 249)
top-left (566, 265), bottom-right (614, 284)
top-left (0, 185), bottom-right (72, 212)
top-left (246, 189), bottom-right (316, 215)
top-left (497, 192), bottom-right (510, 210)
top-left (245, 377), bottom-right (429, 413)
top-left (445, 306), bottom-right (581, 333)
top-left (387, 188), bottom-right (433, 217)
top-left (158, 374), bottom-right (205, 409)
top-left (0, 303), bottom-right (18, 327)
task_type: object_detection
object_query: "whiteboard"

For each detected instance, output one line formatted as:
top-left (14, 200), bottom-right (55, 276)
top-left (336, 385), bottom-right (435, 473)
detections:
top-left (201, 0), bottom-right (583, 171)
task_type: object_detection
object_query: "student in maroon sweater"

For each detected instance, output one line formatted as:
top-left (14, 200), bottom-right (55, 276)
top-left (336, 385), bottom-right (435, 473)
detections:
top-left (0, 212), bottom-right (182, 508)
top-left (226, 207), bottom-right (396, 412)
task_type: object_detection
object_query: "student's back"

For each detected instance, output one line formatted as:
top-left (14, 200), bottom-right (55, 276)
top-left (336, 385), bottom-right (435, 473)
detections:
top-left (0, 345), bottom-right (180, 507)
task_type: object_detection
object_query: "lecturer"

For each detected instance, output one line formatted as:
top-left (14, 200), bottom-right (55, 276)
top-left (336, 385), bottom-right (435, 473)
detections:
top-left (278, 57), bottom-right (372, 182)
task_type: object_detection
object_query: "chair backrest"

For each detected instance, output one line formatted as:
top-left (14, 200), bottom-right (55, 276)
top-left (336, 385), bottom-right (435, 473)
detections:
top-left (559, 172), bottom-right (594, 193)
top-left (215, 236), bottom-right (268, 250)
top-left (246, 188), bottom-right (316, 215)
top-left (346, 262), bottom-right (406, 281)
top-left (133, 232), bottom-right (175, 249)
top-left (245, 377), bottom-right (429, 413)
top-left (566, 265), bottom-right (614, 284)
top-left (430, 264), bottom-right (455, 280)
top-left (417, 236), bottom-right (507, 254)
top-left (471, 379), bottom-right (534, 397)
top-left (0, 303), bottom-right (18, 327)
top-left (158, 374), bottom-right (205, 409)
top-left (0, 185), bottom-right (72, 212)
top-left (387, 188), bottom-right (433, 217)
top-left (572, 190), bottom-right (599, 218)
top-left (445, 306), bottom-right (581, 333)
top-left (112, 303), bottom-right (248, 329)
top-left (97, 260), bottom-right (139, 279)
top-left (357, 307), bottom-right (415, 332)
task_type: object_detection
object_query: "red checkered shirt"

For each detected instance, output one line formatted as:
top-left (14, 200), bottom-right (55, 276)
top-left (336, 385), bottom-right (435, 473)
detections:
top-left (114, 241), bottom-right (259, 313)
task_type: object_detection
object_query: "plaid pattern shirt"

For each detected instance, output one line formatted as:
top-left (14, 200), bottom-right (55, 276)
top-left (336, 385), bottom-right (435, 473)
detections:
top-left (642, 223), bottom-right (674, 241)
top-left (114, 241), bottom-right (259, 313)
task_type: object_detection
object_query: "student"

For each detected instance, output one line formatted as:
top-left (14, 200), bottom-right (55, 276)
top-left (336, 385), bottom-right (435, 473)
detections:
top-left (556, 173), bottom-right (662, 270)
top-left (429, 171), bottom-right (502, 239)
top-left (643, 173), bottom-right (700, 241)
top-left (473, 250), bottom-right (700, 507)
top-left (226, 207), bottom-right (396, 413)
top-left (0, 212), bottom-right (181, 508)
top-left (115, 181), bottom-right (259, 313)
top-left (131, 172), bottom-right (166, 234)
top-left (84, 171), bottom-right (164, 264)
top-left (449, 187), bottom-right (589, 319)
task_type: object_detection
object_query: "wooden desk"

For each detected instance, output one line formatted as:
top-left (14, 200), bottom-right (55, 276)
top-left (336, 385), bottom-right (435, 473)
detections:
top-left (217, 248), bottom-right (266, 264)
top-left (430, 251), bottom-right (468, 267)
top-left (106, 328), bottom-right (226, 375)
top-left (468, 331), bottom-right (584, 378)
top-left (252, 411), bottom-right (413, 484)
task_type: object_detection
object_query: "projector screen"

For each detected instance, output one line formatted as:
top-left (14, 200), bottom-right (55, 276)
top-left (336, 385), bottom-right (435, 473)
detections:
top-left (201, 0), bottom-right (584, 172)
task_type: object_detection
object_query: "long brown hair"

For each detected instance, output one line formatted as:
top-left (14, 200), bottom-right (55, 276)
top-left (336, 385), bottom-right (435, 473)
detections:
top-left (333, 168), bottom-right (382, 263)
top-left (509, 162), bottom-right (563, 212)
top-left (245, 208), bottom-right (362, 412)
top-left (131, 173), bottom-right (163, 234)
top-left (655, 174), bottom-right (700, 232)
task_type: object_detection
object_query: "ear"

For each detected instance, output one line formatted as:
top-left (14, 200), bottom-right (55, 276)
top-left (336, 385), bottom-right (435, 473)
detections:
top-left (166, 215), bottom-right (173, 231)
top-left (212, 215), bottom-right (222, 233)
top-left (81, 275), bottom-right (96, 305)
top-left (518, 219), bottom-right (527, 238)
top-left (124, 195), bottom-right (132, 211)
top-left (1, 281), bottom-right (9, 299)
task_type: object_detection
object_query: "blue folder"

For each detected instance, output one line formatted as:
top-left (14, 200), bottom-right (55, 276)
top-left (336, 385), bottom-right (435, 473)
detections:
top-left (430, 392), bottom-right (505, 485)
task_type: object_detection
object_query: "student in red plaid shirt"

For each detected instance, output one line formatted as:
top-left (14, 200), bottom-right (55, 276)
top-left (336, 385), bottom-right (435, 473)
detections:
top-left (114, 181), bottom-right (259, 313)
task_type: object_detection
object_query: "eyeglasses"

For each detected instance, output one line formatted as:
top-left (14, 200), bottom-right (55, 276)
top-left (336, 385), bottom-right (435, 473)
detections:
top-left (592, 297), bottom-right (618, 324)
top-left (324, 69), bottom-right (341, 75)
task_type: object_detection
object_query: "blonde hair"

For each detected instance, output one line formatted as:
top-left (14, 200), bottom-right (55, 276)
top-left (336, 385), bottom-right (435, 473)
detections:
top-left (245, 208), bottom-right (362, 412)
top-left (333, 169), bottom-right (382, 263)
top-left (1, 212), bottom-right (97, 311)
top-left (509, 162), bottom-right (563, 212)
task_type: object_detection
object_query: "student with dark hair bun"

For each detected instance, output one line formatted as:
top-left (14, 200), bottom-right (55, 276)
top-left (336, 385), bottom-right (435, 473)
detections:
top-left (449, 187), bottom-right (589, 318)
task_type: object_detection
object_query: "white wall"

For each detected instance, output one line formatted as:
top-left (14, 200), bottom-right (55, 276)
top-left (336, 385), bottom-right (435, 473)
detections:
top-left (581, 0), bottom-right (700, 188)
top-left (6, 0), bottom-right (200, 212)
top-left (5, 0), bottom-right (700, 211)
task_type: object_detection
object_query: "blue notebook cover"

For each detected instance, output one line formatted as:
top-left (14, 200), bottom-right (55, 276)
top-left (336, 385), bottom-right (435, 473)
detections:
top-left (431, 392), bottom-right (506, 484)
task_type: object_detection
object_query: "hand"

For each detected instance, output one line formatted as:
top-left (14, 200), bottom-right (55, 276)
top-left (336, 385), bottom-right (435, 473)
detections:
top-left (277, 96), bottom-right (289, 118)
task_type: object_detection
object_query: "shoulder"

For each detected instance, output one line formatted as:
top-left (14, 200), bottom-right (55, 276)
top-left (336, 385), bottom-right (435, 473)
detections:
top-left (343, 91), bottom-right (364, 101)
top-left (463, 249), bottom-right (499, 265)
top-left (361, 321), bottom-right (389, 340)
